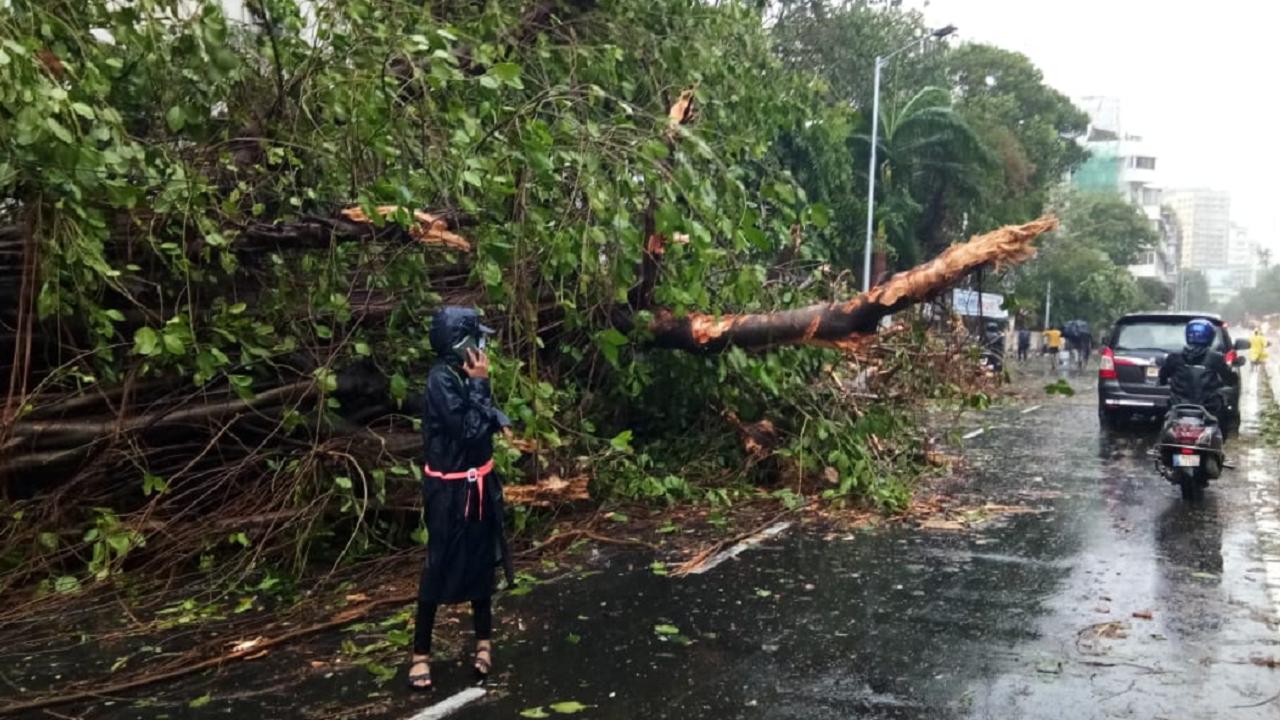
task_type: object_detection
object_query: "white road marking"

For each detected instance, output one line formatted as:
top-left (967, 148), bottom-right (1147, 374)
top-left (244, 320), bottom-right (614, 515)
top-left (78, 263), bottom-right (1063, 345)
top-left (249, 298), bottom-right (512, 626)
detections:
top-left (687, 521), bottom-right (793, 575)
top-left (962, 428), bottom-right (985, 440)
top-left (1020, 405), bottom-right (1042, 415)
top-left (1238, 369), bottom-right (1280, 619)
top-left (406, 687), bottom-right (486, 720)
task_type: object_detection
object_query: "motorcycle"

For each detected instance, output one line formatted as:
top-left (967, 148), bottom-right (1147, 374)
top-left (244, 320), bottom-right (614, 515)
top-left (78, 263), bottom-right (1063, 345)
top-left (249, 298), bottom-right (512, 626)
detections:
top-left (978, 347), bottom-right (1004, 373)
top-left (1154, 404), bottom-right (1224, 501)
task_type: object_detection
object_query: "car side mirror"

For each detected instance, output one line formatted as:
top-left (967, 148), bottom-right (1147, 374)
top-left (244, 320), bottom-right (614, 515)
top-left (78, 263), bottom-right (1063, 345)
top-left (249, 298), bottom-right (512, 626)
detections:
top-left (1234, 338), bottom-right (1251, 351)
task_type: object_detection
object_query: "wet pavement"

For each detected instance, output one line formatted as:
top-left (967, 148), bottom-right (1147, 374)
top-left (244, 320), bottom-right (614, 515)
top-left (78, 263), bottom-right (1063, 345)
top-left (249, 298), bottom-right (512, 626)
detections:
top-left (30, 366), bottom-right (1280, 719)
top-left (432, 366), bottom-right (1280, 720)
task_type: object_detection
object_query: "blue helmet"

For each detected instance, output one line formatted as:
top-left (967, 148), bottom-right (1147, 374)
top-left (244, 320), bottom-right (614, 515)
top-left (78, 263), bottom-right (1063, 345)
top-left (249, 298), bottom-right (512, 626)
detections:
top-left (1185, 318), bottom-right (1215, 347)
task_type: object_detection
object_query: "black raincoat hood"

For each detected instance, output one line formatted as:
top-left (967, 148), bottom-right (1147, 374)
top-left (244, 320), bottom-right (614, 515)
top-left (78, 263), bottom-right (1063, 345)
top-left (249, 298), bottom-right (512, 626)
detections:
top-left (429, 306), bottom-right (493, 365)
top-left (1181, 344), bottom-right (1210, 365)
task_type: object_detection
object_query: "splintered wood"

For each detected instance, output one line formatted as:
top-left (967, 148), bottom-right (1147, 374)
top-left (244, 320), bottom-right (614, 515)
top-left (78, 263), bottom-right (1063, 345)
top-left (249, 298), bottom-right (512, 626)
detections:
top-left (646, 216), bottom-right (1058, 352)
top-left (339, 206), bottom-right (472, 251)
top-left (503, 475), bottom-right (590, 507)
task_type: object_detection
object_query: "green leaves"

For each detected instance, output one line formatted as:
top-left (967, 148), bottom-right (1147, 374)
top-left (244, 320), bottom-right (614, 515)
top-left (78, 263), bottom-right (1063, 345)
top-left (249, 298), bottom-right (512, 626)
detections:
top-left (45, 118), bottom-right (74, 144)
top-left (520, 702), bottom-right (591, 716)
top-left (594, 327), bottom-right (629, 366)
top-left (489, 62), bottom-right (523, 88)
top-left (165, 106), bottom-right (186, 132)
top-left (133, 327), bottom-right (161, 357)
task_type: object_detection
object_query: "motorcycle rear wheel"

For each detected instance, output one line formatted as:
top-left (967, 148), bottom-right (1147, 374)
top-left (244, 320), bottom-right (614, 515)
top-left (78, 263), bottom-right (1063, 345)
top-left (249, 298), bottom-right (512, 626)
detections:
top-left (1179, 469), bottom-right (1205, 501)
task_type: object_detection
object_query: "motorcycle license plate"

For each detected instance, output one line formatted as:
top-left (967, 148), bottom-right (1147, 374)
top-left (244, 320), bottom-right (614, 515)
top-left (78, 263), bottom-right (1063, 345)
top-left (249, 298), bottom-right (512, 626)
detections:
top-left (1145, 366), bottom-right (1159, 380)
top-left (1173, 454), bottom-right (1201, 468)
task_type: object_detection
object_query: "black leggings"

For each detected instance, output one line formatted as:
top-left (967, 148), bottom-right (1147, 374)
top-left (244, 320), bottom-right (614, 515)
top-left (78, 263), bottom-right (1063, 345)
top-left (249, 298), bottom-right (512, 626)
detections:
top-left (413, 596), bottom-right (492, 655)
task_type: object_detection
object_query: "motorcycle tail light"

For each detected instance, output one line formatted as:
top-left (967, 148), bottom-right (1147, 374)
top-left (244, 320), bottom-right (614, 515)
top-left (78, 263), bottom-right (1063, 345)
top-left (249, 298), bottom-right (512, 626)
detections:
top-left (1099, 347), bottom-right (1116, 379)
top-left (1225, 350), bottom-right (1237, 365)
top-left (1173, 424), bottom-right (1202, 442)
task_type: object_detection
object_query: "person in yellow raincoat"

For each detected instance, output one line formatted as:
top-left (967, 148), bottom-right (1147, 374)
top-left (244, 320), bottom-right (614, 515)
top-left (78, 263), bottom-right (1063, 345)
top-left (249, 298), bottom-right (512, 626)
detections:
top-left (1248, 328), bottom-right (1269, 365)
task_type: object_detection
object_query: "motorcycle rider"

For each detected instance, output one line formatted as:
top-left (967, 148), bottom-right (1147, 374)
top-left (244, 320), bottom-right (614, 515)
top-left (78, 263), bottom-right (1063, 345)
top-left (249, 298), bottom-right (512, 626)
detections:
top-left (1157, 318), bottom-right (1233, 432)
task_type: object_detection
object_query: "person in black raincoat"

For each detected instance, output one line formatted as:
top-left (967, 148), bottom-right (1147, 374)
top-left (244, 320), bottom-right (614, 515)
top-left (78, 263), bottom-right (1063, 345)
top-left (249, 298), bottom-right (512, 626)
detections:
top-left (409, 307), bottom-right (513, 690)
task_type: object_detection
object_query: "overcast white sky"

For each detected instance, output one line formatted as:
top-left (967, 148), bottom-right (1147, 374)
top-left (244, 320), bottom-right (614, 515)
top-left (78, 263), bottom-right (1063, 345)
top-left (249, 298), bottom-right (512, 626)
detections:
top-left (907, 0), bottom-right (1280, 253)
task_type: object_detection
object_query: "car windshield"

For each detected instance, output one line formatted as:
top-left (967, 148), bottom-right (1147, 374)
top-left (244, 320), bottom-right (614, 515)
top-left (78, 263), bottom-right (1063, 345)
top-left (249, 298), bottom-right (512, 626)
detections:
top-left (1113, 321), bottom-right (1223, 353)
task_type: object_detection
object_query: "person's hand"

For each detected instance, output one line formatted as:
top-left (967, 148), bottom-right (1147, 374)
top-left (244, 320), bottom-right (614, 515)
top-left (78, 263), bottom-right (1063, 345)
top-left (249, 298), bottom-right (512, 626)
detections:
top-left (463, 348), bottom-right (489, 379)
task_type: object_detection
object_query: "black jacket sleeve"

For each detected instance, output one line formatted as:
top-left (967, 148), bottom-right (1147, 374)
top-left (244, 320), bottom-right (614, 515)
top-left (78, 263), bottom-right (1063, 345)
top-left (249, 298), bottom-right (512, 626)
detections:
top-left (1210, 352), bottom-right (1235, 386)
top-left (427, 369), bottom-right (497, 446)
top-left (1158, 354), bottom-right (1180, 385)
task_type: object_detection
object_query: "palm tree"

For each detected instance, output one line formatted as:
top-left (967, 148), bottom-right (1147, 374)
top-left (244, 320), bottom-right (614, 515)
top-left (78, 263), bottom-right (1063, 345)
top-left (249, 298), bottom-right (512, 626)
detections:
top-left (857, 86), bottom-right (993, 269)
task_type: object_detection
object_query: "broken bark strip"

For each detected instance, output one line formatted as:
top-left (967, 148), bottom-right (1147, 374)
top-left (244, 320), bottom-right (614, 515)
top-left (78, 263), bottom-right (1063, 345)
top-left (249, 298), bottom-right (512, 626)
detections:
top-left (236, 207), bottom-right (472, 254)
top-left (646, 217), bottom-right (1056, 352)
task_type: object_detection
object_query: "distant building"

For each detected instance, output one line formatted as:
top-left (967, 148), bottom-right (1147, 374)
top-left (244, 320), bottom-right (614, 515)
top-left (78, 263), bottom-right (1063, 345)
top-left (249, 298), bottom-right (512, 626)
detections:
top-left (1227, 224), bottom-right (1258, 291)
top-left (1070, 97), bottom-right (1176, 285)
top-left (1164, 189), bottom-right (1231, 272)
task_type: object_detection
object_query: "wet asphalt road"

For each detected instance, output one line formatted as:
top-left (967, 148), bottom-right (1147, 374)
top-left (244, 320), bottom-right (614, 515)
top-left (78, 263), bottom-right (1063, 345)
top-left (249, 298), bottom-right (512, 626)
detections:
top-left (435, 366), bottom-right (1280, 720)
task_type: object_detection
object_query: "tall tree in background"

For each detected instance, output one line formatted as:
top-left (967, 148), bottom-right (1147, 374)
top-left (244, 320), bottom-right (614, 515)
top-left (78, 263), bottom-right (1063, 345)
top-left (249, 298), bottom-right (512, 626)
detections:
top-left (946, 44), bottom-right (1090, 232)
top-left (1056, 191), bottom-right (1159, 266)
top-left (769, 4), bottom-right (1087, 274)
top-left (859, 86), bottom-right (992, 268)
top-left (1010, 190), bottom-right (1158, 327)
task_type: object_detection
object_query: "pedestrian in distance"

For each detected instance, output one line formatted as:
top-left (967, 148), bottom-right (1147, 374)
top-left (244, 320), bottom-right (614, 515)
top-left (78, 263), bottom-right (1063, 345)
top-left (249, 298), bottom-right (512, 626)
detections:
top-left (409, 306), bottom-right (514, 691)
top-left (1248, 328), bottom-right (1270, 365)
top-left (1016, 328), bottom-right (1031, 361)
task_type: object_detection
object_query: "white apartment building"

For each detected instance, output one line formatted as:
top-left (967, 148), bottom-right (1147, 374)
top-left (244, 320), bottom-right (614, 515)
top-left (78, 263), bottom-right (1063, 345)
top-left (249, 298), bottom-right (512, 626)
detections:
top-left (1164, 189), bottom-right (1231, 272)
top-left (1071, 97), bottom-right (1175, 284)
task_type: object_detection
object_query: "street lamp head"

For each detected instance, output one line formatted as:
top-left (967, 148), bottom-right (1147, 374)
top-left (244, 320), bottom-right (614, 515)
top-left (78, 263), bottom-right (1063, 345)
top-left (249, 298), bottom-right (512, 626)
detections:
top-left (931, 24), bottom-right (958, 39)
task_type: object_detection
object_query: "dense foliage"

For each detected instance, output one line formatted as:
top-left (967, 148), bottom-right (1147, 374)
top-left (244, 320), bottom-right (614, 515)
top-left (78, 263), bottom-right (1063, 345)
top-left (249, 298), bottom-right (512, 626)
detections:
top-left (1008, 190), bottom-right (1164, 329)
top-left (0, 0), bottom-right (1075, 594)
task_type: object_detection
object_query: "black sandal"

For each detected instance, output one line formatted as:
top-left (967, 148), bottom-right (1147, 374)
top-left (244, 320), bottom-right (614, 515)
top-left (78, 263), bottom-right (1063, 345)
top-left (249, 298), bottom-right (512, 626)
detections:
top-left (408, 654), bottom-right (432, 691)
top-left (473, 642), bottom-right (492, 679)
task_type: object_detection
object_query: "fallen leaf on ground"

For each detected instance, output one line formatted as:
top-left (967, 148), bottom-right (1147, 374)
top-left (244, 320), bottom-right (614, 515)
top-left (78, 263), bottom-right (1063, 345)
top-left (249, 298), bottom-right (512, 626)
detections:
top-left (1132, 610), bottom-right (1154, 620)
top-left (1251, 656), bottom-right (1279, 669)
top-left (919, 519), bottom-right (967, 531)
top-left (549, 701), bottom-right (591, 714)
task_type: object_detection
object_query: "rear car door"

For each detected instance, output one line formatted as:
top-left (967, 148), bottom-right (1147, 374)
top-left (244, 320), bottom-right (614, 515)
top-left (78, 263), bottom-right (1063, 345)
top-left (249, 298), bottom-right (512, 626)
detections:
top-left (1110, 320), bottom-right (1185, 399)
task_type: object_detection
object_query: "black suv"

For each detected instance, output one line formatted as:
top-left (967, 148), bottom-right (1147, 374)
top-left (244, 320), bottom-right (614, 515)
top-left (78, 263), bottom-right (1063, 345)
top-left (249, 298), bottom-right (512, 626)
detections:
top-left (1097, 312), bottom-right (1249, 428)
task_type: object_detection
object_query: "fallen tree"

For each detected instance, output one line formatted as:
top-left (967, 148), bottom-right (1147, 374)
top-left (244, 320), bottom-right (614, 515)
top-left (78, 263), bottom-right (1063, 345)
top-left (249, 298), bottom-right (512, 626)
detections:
top-left (645, 217), bottom-right (1054, 351)
top-left (0, 0), bottom-right (1064, 639)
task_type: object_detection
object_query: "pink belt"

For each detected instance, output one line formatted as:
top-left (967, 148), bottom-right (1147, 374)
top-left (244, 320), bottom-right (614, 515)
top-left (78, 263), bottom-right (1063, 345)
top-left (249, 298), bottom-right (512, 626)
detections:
top-left (423, 459), bottom-right (495, 520)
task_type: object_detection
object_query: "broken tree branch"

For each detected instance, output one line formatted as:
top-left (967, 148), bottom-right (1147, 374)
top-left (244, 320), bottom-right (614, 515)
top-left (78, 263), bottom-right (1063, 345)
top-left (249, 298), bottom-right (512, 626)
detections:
top-left (645, 216), bottom-right (1056, 352)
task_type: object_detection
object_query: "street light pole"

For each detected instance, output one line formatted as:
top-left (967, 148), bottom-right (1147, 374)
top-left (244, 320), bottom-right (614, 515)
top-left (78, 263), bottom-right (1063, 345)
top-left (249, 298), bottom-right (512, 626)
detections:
top-left (861, 25), bottom-right (956, 293)
top-left (861, 57), bottom-right (884, 294)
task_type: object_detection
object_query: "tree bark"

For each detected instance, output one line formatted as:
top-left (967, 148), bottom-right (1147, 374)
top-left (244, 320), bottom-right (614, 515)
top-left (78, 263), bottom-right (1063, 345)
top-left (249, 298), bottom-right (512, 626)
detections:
top-left (645, 216), bottom-right (1056, 352)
